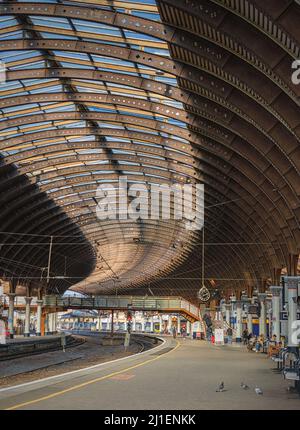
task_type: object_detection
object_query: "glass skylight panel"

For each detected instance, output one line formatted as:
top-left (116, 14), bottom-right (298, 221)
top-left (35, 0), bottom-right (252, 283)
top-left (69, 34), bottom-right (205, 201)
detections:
top-left (144, 47), bottom-right (170, 57)
top-left (47, 152), bottom-right (76, 160)
top-left (21, 0), bottom-right (57, 3)
top-left (74, 85), bottom-right (106, 94)
top-left (155, 76), bottom-right (178, 85)
top-left (68, 136), bottom-right (95, 142)
top-left (73, 21), bottom-right (122, 37)
top-left (86, 106), bottom-right (113, 114)
top-left (167, 119), bottom-right (187, 128)
top-left (30, 85), bottom-right (64, 94)
top-left (123, 29), bottom-right (162, 44)
top-left (2, 50), bottom-right (40, 62)
top-left (132, 141), bottom-right (159, 148)
top-left (2, 103), bottom-right (40, 114)
top-left (127, 126), bottom-right (156, 135)
top-left (62, 121), bottom-right (87, 128)
top-left (0, 0), bottom-right (193, 247)
top-left (53, 51), bottom-right (90, 61)
top-left (40, 32), bottom-right (78, 40)
top-left (97, 123), bottom-right (125, 129)
top-left (132, 12), bottom-right (160, 20)
top-left (110, 90), bottom-right (147, 100)
top-left (66, 172), bottom-right (91, 179)
top-left (118, 161), bottom-right (139, 166)
top-left (137, 152), bottom-right (165, 160)
top-left (11, 60), bottom-right (46, 70)
top-left (44, 104), bottom-right (75, 113)
top-left (60, 62), bottom-right (94, 70)
top-left (22, 78), bottom-right (58, 86)
top-left (161, 99), bottom-right (184, 109)
top-left (91, 170), bottom-right (115, 174)
top-left (0, 31), bottom-right (23, 40)
top-left (106, 137), bottom-right (130, 143)
top-left (0, 17), bottom-right (18, 27)
top-left (116, 109), bottom-right (153, 120)
top-left (91, 56), bottom-right (132, 67)
top-left (112, 149), bottom-right (134, 155)
top-left (30, 16), bottom-right (72, 28)
top-left (122, 171), bottom-right (143, 176)
top-left (94, 66), bottom-right (139, 77)
top-left (105, 82), bottom-right (140, 91)
top-left (0, 80), bottom-right (22, 93)
top-left (122, 0), bottom-right (156, 6)
top-left (76, 148), bottom-right (103, 155)
top-left (142, 163), bottom-right (168, 171)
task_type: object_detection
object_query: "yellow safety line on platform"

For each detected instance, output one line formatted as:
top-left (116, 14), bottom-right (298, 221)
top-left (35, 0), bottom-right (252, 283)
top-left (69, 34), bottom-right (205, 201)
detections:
top-left (5, 340), bottom-right (181, 410)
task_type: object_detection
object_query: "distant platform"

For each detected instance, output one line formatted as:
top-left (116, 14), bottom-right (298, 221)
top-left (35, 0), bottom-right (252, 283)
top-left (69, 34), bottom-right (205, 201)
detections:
top-left (0, 334), bottom-right (82, 361)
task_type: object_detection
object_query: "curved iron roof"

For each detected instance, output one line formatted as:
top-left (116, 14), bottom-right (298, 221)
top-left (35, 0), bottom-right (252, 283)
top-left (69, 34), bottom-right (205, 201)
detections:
top-left (0, 0), bottom-right (299, 300)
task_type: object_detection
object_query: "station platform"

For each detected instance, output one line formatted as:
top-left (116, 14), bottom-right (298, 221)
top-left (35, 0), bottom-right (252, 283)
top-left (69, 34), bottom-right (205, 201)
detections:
top-left (5, 334), bottom-right (61, 344)
top-left (0, 338), bottom-right (299, 410)
top-left (0, 333), bottom-right (158, 386)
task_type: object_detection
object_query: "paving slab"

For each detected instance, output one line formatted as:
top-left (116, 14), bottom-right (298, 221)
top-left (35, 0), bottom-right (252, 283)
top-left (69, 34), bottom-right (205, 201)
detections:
top-left (0, 338), bottom-right (299, 410)
top-left (0, 351), bottom-right (83, 378)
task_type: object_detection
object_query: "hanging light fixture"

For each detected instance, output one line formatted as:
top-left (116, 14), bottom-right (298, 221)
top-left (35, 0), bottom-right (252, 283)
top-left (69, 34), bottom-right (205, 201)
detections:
top-left (197, 286), bottom-right (210, 302)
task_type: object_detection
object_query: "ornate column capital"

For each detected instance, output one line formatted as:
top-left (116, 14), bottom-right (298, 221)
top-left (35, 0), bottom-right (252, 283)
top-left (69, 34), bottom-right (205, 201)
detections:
top-left (25, 297), bottom-right (32, 305)
top-left (283, 276), bottom-right (300, 290)
top-left (241, 296), bottom-right (251, 304)
top-left (257, 293), bottom-right (267, 302)
top-left (270, 286), bottom-right (282, 296)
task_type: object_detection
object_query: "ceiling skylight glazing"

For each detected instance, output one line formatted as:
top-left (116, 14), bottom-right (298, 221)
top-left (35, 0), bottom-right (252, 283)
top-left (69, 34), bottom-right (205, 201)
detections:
top-left (0, 0), bottom-right (199, 295)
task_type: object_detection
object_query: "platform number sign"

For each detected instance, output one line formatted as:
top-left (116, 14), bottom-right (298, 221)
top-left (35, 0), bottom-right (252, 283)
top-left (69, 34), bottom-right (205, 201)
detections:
top-left (280, 311), bottom-right (300, 321)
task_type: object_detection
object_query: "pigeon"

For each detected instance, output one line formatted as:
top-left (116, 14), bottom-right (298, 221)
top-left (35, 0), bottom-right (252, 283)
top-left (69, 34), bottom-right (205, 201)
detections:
top-left (241, 382), bottom-right (249, 390)
top-left (216, 382), bottom-right (225, 392)
top-left (255, 386), bottom-right (263, 395)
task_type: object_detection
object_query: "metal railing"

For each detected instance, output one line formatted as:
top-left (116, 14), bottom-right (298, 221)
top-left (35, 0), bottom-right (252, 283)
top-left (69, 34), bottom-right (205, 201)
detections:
top-left (3, 297), bottom-right (38, 306)
top-left (43, 295), bottom-right (201, 320)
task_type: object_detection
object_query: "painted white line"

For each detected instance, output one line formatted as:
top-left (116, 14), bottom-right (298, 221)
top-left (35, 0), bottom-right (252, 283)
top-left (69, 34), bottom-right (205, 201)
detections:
top-left (0, 336), bottom-right (166, 393)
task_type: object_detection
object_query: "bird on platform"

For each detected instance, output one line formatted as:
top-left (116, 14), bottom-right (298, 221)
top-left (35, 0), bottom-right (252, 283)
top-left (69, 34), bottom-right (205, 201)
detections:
top-left (255, 386), bottom-right (263, 395)
top-left (241, 382), bottom-right (249, 390)
top-left (216, 382), bottom-right (225, 392)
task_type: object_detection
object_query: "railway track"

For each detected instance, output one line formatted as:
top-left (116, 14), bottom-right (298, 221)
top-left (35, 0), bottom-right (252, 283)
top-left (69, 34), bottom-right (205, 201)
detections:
top-left (0, 333), bottom-right (162, 385)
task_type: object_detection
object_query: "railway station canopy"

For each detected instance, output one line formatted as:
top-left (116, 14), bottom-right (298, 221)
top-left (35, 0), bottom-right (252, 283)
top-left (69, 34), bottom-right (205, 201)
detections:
top-left (0, 0), bottom-right (300, 301)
